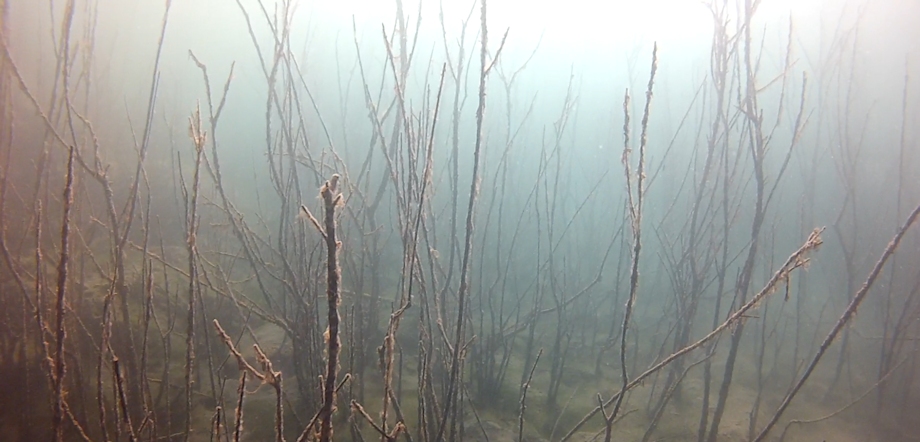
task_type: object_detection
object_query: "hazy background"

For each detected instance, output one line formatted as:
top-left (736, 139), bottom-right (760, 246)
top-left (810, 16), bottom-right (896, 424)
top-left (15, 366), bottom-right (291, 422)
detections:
top-left (3, 0), bottom-right (920, 440)
top-left (7, 0), bottom-right (920, 208)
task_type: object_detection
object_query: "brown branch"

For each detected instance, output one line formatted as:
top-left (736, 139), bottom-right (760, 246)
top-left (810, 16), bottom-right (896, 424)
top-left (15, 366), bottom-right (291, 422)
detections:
top-left (233, 371), bottom-right (246, 442)
top-left (52, 145), bottom-right (75, 442)
top-left (319, 174), bottom-right (342, 442)
top-left (518, 348), bottom-right (543, 442)
top-left (561, 228), bottom-right (824, 441)
top-left (754, 202), bottom-right (920, 441)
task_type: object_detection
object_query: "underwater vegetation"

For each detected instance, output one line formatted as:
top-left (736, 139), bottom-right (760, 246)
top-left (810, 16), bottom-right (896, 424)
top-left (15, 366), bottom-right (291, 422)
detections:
top-left (0, 0), bottom-right (919, 441)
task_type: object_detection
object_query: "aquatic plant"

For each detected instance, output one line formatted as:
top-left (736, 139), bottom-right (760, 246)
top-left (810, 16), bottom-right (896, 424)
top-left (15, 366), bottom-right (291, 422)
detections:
top-left (0, 0), bottom-right (918, 441)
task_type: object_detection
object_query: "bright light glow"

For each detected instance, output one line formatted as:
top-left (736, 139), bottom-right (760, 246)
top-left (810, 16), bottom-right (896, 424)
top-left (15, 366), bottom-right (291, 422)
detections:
top-left (306, 0), bottom-right (822, 52)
